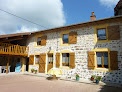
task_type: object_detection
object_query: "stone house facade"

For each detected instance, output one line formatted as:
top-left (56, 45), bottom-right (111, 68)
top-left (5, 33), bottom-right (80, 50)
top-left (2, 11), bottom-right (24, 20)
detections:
top-left (26, 16), bottom-right (122, 84)
top-left (115, 0), bottom-right (122, 16)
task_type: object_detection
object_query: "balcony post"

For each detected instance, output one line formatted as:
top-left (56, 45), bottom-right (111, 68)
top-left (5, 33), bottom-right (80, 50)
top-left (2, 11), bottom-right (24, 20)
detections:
top-left (22, 57), bottom-right (26, 72)
top-left (6, 56), bottom-right (9, 74)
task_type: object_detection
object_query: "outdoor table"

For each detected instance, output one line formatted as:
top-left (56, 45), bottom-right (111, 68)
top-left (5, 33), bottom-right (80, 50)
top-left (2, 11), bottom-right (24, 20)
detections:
top-left (47, 67), bottom-right (63, 80)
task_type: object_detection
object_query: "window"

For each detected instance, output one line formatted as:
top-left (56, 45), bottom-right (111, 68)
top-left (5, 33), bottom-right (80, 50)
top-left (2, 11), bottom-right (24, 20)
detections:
top-left (62, 53), bottom-right (69, 66)
top-left (37, 37), bottom-right (41, 45)
top-left (48, 54), bottom-right (53, 64)
top-left (97, 29), bottom-right (106, 40)
top-left (63, 34), bottom-right (69, 43)
top-left (96, 52), bottom-right (108, 68)
top-left (35, 55), bottom-right (39, 64)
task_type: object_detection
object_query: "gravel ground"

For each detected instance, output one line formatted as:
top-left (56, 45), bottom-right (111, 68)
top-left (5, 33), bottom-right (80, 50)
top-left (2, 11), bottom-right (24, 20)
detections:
top-left (0, 75), bottom-right (121, 92)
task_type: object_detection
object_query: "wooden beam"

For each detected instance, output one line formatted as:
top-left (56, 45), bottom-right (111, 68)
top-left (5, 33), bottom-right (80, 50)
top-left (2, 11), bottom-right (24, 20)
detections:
top-left (6, 56), bottom-right (9, 74)
top-left (0, 37), bottom-right (24, 43)
top-left (22, 57), bottom-right (25, 72)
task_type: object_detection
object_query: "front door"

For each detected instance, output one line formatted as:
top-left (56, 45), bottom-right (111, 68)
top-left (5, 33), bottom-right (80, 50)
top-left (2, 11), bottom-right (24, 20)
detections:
top-left (15, 58), bottom-right (21, 73)
top-left (47, 54), bottom-right (53, 72)
top-left (39, 54), bottom-right (46, 73)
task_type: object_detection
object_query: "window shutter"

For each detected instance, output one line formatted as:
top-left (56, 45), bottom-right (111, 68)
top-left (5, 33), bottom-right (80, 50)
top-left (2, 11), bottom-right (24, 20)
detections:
top-left (29, 55), bottom-right (34, 65)
top-left (110, 51), bottom-right (118, 70)
top-left (56, 53), bottom-right (60, 68)
top-left (69, 53), bottom-right (75, 68)
top-left (41, 35), bottom-right (47, 45)
top-left (69, 32), bottom-right (77, 44)
top-left (107, 25), bottom-right (120, 40)
top-left (88, 51), bottom-right (95, 69)
top-left (39, 53), bottom-right (46, 73)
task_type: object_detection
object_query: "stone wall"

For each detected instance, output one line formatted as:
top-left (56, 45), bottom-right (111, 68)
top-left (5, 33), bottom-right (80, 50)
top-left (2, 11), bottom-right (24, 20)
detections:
top-left (26, 22), bottom-right (122, 84)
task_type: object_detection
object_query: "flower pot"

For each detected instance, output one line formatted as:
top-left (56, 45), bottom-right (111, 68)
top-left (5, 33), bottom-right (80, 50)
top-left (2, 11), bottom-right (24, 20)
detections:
top-left (91, 77), bottom-right (94, 81)
top-left (35, 72), bottom-right (37, 74)
top-left (96, 80), bottom-right (99, 84)
top-left (76, 77), bottom-right (79, 81)
top-left (31, 71), bottom-right (34, 73)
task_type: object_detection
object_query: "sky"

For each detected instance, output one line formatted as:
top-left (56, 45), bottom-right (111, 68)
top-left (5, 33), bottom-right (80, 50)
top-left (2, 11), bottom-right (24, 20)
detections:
top-left (0, 0), bottom-right (119, 35)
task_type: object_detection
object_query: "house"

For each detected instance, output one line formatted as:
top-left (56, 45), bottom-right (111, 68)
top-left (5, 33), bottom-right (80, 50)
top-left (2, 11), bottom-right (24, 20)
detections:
top-left (27, 15), bottom-right (122, 84)
top-left (114, 0), bottom-right (122, 16)
top-left (0, 2), bottom-right (122, 84)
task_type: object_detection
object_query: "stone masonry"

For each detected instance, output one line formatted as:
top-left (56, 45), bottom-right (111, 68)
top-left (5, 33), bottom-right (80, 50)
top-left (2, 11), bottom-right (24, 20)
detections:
top-left (26, 22), bottom-right (122, 84)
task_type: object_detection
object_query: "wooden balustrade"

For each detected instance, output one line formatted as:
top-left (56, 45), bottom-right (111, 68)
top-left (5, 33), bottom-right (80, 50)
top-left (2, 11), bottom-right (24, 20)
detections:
top-left (0, 43), bottom-right (28, 56)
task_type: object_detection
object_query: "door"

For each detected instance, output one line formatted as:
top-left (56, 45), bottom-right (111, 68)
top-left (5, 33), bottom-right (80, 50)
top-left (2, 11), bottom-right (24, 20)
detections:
top-left (15, 62), bottom-right (21, 72)
top-left (15, 58), bottom-right (21, 73)
top-left (39, 54), bottom-right (46, 73)
top-left (47, 54), bottom-right (53, 72)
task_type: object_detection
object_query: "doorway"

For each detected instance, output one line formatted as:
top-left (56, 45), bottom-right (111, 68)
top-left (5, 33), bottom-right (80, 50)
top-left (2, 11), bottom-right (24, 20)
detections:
top-left (47, 54), bottom-right (53, 72)
top-left (26, 58), bottom-right (29, 71)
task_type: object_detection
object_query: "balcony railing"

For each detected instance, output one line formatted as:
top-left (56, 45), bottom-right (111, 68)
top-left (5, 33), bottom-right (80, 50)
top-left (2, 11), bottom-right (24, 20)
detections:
top-left (0, 43), bottom-right (28, 56)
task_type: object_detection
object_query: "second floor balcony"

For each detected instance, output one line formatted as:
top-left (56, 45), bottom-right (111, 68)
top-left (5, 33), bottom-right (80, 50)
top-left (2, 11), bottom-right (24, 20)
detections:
top-left (0, 43), bottom-right (28, 56)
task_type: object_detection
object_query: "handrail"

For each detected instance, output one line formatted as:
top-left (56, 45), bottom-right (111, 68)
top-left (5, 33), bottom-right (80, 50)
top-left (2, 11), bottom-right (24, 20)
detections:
top-left (0, 43), bottom-right (28, 55)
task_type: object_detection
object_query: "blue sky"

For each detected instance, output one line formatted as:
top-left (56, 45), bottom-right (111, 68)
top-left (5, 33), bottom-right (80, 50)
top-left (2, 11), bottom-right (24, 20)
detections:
top-left (62, 0), bottom-right (118, 25)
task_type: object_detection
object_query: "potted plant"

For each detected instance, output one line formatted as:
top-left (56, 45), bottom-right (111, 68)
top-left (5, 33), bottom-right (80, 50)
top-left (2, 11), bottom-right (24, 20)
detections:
top-left (31, 68), bottom-right (34, 73)
top-left (34, 69), bottom-right (37, 74)
top-left (91, 75), bottom-right (96, 81)
top-left (95, 76), bottom-right (102, 84)
top-left (75, 73), bottom-right (80, 81)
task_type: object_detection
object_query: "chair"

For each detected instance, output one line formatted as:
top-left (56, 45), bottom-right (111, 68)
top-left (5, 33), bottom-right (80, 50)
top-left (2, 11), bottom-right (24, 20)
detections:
top-left (3, 66), bottom-right (10, 73)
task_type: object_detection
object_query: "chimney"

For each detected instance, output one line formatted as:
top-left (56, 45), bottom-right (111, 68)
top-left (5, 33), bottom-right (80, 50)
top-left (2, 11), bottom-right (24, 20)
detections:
top-left (90, 12), bottom-right (96, 21)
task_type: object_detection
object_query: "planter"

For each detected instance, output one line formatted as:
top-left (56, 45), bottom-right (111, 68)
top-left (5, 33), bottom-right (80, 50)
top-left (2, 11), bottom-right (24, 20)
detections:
top-left (76, 77), bottom-right (79, 81)
top-left (91, 77), bottom-right (94, 81)
top-left (96, 80), bottom-right (99, 84)
top-left (35, 72), bottom-right (37, 74)
top-left (31, 71), bottom-right (34, 73)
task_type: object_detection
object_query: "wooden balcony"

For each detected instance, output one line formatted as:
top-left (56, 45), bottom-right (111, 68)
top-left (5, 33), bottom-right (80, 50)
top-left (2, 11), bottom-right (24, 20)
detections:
top-left (0, 43), bottom-right (28, 56)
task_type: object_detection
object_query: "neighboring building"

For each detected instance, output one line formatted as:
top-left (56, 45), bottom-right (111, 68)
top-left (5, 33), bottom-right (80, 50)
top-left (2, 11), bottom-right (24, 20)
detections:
top-left (0, 1), bottom-right (122, 84)
top-left (114, 0), bottom-right (122, 16)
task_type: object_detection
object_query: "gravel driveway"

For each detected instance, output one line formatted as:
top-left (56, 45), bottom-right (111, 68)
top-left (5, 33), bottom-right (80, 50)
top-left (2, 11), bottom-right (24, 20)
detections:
top-left (0, 74), bottom-right (121, 92)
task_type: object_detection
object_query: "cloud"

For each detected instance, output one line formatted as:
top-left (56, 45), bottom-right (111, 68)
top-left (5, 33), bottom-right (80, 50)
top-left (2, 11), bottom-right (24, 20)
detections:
top-left (16, 26), bottom-right (38, 33)
top-left (99, 0), bottom-right (119, 8)
top-left (0, 0), bottom-right (65, 35)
